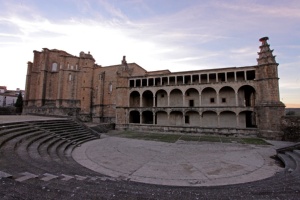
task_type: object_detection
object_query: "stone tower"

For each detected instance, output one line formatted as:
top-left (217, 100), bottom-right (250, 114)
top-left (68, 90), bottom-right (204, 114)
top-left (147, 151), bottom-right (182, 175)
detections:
top-left (255, 37), bottom-right (285, 139)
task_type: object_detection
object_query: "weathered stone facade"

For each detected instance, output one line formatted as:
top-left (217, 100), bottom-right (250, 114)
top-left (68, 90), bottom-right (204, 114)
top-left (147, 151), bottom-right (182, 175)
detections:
top-left (24, 37), bottom-right (285, 139)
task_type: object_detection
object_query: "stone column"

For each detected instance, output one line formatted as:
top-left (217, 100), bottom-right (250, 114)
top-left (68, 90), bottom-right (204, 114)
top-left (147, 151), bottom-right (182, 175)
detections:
top-left (235, 92), bottom-right (238, 106)
top-left (153, 113), bottom-right (156, 125)
top-left (234, 72), bottom-right (237, 82)
top-left (168, 94), bottom-right (170, 107)
top-left (217, 113), bottom-right (220, 127)
top-left (140, 95), bottom-right (143, 107)
top-left (140, 112), bottom-right (142, 124)
top-left (153, 96), bottom-right (156, 107)
top-left (236, 114), bottom-right (239, 128)
top-left (199, 94), bottom-right (202, 106)
top-left (182, 94), bottom-right (185, 107)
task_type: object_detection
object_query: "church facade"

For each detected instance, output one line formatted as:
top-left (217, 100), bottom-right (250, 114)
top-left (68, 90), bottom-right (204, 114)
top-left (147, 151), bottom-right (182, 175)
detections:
top-left (24, 37), bottom-right (285, 139)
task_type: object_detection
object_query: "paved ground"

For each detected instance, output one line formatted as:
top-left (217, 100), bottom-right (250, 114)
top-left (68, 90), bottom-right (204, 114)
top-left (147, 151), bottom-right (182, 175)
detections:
top-left (0, 115), bottom-right (64, 124)
top-left (73, 135), bottom-right (285, 187)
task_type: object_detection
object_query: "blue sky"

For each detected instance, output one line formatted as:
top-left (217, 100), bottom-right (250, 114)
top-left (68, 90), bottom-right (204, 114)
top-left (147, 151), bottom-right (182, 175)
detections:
top-left (0, 0), bottom-right (299, 107)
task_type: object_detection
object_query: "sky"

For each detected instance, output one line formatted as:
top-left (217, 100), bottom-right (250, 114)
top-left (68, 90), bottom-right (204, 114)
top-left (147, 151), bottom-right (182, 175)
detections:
top-left (0, 0), bottom-right (299, 107)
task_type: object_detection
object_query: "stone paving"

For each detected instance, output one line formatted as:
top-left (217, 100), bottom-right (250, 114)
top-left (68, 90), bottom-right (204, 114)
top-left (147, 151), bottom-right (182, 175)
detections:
top-left (0, 115), bottom-right (64, 123)
top-left (73, 136), bottom-right (282, 186)
top-left (1, 115), bottom-right (300, 199)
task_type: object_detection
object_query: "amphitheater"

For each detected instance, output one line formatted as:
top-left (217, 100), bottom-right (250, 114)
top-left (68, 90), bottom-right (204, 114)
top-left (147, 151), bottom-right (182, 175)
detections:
top-left (1, 115), bottom-right (300, 199)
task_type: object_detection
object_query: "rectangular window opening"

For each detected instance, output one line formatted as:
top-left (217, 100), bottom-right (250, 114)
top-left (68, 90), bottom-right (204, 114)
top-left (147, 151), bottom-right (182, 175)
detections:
top-left (189, 100), bottom-right (194, 107)
top-left (185, 116), bottom-right (190, 124)
top-left (222, 98), bottom-right (226, 103)
top-left (210, 98), bottom-right (215, 103)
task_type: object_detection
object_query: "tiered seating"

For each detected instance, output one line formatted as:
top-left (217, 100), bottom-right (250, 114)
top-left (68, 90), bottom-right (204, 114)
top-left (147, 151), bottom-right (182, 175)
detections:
top-left (0, 119), bottom-right (300, 199)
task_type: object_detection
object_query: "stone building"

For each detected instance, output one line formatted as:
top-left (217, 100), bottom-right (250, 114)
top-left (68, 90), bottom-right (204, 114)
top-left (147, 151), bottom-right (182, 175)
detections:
top-left (24, 37), bottom-right (285, 139)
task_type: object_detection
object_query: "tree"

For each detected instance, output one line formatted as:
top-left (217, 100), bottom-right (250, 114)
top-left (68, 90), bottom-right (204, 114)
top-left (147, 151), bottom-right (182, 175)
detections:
top-left (15, 92), bottom-right (23, 114)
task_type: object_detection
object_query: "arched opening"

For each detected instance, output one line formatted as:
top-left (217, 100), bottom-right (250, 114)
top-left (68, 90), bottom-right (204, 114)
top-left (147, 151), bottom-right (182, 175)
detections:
top-left (156, 89), bottom-right (168, 107)
top-left (170, 111), bottom-right (183, 126)
top-left (202, 111), bottom-right (217, 127)
top-left (142, 90), bottom-right (153, 107)
top-left (219, 86), bottom-right (235, 106)
top-left (239, 111), bottom-right (256, 128)
top-left (201, 87), bottom-right (217, 106)
top-left (219, 111), bottom-right (236, 127)
top-left (170, 89), bottom-right (183, 106)
top-left (238, 85), bottom-right (256, 107)
top-left (155, 111), bottom-right (168, 125)
top-left (185, 88), bottom-right (199, 107)
top-left (185, 111), bottom-right (200, 126)
top-left (129, 111), bottom-right (140, 123)
top-left (142, 111), bottom-right (153, 124)
top-left (130, 91), bottom-right (140, 107)
top-left (52, 63), bottom-right (58, 72)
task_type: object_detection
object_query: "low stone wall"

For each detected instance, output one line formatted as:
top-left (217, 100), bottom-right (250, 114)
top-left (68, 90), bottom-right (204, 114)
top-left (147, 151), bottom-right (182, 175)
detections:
top-left (23, 106), bottom-right (80, 117)
top-left (0, 107), bottom-right (16, 115)
top-left (281, 116), bottom-right (300, 142)
top-left (116, 124), bottom-right (258, 137)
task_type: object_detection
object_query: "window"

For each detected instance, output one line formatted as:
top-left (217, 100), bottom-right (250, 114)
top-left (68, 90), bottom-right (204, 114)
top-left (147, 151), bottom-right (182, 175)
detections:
top-left (68, 74), bottom-right (72, 81)
top-left (109, 82), bottom-right (113, 93)
top-left (210, 98), bottom-right (215, 103)
top-left (189, 100), bottom-right (194, 107)
top-left (52, 63), bottom-right (58, 71)
top-left (71, 65), bottom-right (74, 70)
top-left (222, 98), bottom-right (226, 103)
top-left (185, 116), bottom-right (190, 124)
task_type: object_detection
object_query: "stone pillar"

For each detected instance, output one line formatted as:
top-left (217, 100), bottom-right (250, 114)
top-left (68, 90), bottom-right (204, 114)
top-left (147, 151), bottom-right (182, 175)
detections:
top-left (235, 92), bottom-right (238, 106)
top-left (199, 94), bottom-right (202, 106)
top-left (244, 71), bottom-right (247, 81)
top-left (216, 93), bottom-right (220, 105)
top-left (234, 72), bottom-right (237, 82)
top-left (217, 113), bottom-right (220, 127)
top-left (153, 96), bottom-right (156, 107)
top-left (225, 72), bottom-right (228, 82)
top-left (153, 113), bottom-right (156, 125)
top-left (168, 94), bottom-right (170, 107)
top-left (236, 114), bottom-right (239, 128)
top-left (207, 74), bottom-right (210, 83)
top-left (140, 112), bottom-right (142, 124)
top-left (140, 95), bottom-right (143, 107)
top-left (182, 94), bottom-right (185, 107)
top-left (216, 73), bottom-right (218, 83)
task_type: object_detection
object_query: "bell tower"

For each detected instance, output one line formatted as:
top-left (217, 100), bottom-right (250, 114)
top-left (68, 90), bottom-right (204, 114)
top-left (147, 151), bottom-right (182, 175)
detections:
top-left (255, 37), bottom-right (285, 139)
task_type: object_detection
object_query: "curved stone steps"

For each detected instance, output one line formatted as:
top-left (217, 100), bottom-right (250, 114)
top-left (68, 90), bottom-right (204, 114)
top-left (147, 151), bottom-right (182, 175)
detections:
top-left (277, 152), bottom-right (297, 171)
top-left (0, 131), bottom-right (50, 175)
top-left (287, 151), bottom-right (300, 173)
top-left (0, 128), bottom-right (36, 148)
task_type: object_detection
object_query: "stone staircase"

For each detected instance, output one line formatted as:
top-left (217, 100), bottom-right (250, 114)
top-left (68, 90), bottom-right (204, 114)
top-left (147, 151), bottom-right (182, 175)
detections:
top-left (0, 119), bottom-right (300, 199)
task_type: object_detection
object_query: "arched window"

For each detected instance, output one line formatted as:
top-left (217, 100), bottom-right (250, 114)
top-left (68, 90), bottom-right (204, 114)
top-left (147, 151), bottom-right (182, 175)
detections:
top-left (52, 63), bottom-right (58, 71)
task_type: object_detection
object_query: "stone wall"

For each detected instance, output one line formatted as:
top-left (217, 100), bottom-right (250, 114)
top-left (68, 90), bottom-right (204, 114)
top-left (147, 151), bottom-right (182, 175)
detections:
top-left (116, 124), bottom-right (258, 137)
top-left (281, 116), bottom-right (300, 142)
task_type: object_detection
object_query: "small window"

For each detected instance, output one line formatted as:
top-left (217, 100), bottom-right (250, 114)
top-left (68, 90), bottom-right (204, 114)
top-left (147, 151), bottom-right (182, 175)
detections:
top-left (52, 63), bottom-right (58, 72)
top-left (109, 82), bottom-right (113, 93)
top-left (222, 98), bottom-right (226, 103)
top-left (210, 98), bottom-right (215, 103)
top-left (185, 116), bottom-right (190, 124)
top-left (189, 100), bottom-right (194, 107)
top-left (71, 65), bottom-right (74, 70)
top-left (68, 74), bottom-right (72, 81)
top-left (161, 94), bottom-right (164, 98)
